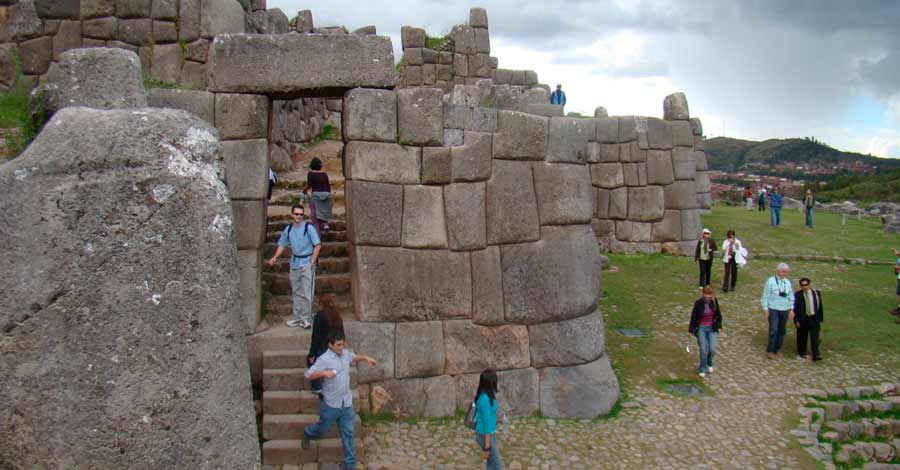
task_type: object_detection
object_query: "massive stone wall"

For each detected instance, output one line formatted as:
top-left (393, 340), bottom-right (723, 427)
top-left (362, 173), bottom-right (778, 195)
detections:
top-left (342, 87), bottom-right (621, 419)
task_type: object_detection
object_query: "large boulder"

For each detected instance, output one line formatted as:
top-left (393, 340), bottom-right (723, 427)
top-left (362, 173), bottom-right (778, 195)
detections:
top-left (0, 107), bottom-right (259, 467)
top-left (539, 355), bottom-right (620, 418)
top-left (249, 8), bottom-right (290, 34)
top-left (528, 312), bottom-right (605, 368)
top-left (533, 162), bottom-right (593, 225)
top-left (39, 48), bottom-right (147, 118)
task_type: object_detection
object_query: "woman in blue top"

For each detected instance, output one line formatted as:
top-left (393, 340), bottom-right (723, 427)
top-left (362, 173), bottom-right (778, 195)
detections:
top-left (474, 369), bottom-right (503, 470)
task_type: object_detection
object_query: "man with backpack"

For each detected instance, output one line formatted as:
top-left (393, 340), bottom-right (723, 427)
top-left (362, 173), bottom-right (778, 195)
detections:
top-left (267, 204), bottom-right (321, 328)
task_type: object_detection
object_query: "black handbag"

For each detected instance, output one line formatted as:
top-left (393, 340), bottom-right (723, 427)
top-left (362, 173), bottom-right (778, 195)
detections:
top-left (463, 400), bottom-right (477, 429)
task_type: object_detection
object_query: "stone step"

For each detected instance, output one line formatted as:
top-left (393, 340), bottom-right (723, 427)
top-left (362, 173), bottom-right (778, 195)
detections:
top-left (251, 324), bottom-right (312, 353)
top-left (262, 438), bottom-right (365, 465)
top-left (266, 294), bottom-right (354, 318)
top-left (263, 350), bottom-right (309, 370)
top-left (270, 188), bottom-right (346, 207)
top-left (263, 367), bottom-right (358, 392)
top-left (267, 228), bottom-right (347, 244)
top-left (263, 389), bottom-right (361, 415)
top-left (263, 241), bottom-right (348, 260)
top-left (264, 256), bottom-right (351, 276)
top-left (262, 414), bottom-right (363, 440)
top-left (264, 272), bottom-right (351, 296)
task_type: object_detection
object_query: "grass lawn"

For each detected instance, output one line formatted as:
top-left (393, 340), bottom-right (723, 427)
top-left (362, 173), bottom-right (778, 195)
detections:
top-left (701, 205), bottom-right (899, 262)
top-left (601, 205), bottom-right (900, 393)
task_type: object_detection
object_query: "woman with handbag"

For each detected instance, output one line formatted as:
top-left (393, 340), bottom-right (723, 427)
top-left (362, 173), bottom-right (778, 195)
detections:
top-left (470, 369), bottom-right (503, 469)
top-left (720, 229), bottom-right (748, 292)
top-left (306, 294), bottom-right (343, 395)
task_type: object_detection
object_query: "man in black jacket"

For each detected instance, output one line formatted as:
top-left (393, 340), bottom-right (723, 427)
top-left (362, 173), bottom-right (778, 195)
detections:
top-left (794, 277), bottom-right (824, 362)
top-left (693, 228), bottom-right (716, 289)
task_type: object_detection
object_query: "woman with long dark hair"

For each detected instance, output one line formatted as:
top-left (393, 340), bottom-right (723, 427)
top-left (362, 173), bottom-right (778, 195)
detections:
top-left (307, 294), bottom-right (344, 394)
top-left (688, 286), bottom-right (723, 378)
top-left (473, 369), bottom-right (503, 469)
top-left (304, 157), bottom-right (332, 233)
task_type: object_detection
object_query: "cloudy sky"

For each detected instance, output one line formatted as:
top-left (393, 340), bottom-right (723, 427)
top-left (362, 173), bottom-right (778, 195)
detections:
top-left (269, 0), bottom-right (900, 158)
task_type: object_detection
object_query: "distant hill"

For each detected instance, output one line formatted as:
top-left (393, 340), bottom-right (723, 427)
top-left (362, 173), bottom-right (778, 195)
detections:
top-left (810, 168), bottom-right (900, 203)
top-left (704, 137), bottom-right (900, 174)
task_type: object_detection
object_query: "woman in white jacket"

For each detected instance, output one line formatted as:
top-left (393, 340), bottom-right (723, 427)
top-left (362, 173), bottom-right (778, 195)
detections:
top-left (721, 230), bottom-right (747, 292)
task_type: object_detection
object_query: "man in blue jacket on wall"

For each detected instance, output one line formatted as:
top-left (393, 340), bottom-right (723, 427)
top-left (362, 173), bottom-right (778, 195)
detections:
top-left (550, 84), bottom-right (566, 109)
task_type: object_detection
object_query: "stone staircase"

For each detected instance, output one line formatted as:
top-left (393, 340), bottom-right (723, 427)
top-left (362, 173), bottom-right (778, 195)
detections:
top-left (258, 329), bottom-right (367, 466)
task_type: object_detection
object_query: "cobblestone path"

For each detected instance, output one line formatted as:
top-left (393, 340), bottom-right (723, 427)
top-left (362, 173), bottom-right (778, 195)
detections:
top-left (363, 266), bottom-right (899, 470)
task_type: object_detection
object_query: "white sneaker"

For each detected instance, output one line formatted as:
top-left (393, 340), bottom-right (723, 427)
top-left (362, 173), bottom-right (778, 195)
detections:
top-left (300, 320), bottom-right (312, 329)
top-left (707, 367), bottom-right (715, 374)
top-left (286, 319), bottom-right (302, 327)
top-left (699, 372), bottom-right (706, 378)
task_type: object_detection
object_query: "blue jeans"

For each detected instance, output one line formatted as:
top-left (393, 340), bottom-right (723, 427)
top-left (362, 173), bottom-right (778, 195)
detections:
top-left (475, 432), bottom-right (503, 470)
top-left (770, 207), bottom-right (781, 226)
top-left (805, 207), bottom-right (814, 227)
top-left (767, 309), bottom-right (789, 353)
top-left (304, 402), bottom-right (356, 470)
top-left (696, 325), bottom-right (717, 373)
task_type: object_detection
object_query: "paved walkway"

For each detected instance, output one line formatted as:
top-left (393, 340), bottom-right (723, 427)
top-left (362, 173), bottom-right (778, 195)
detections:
top-left (362, 273), bottom-right (899, 470)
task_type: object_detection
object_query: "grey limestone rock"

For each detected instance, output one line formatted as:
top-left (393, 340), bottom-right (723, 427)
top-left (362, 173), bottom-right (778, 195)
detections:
top-left (590, 163), bottom-right (625, 189)
top-left (493, 110), bottom-right (549, 160)
top-left (539, 355), bottom-right (620, 418)
top-left (344, 141), bottom-right (420, 184)
top-left (115, 0), bottom-right (151, 18)
top-left (353, 25), bottom-right (377, 35)
top-left (486, 160), bottom-right (540, 244)
top-left (444, 182), bottom-right (487, 251)
top-left (444, 104), bottom-right (473, 129)
top-left (0, 45), bottom-right (18, 92)
top-left (443, 320), bottom-right (530, 374)
top-left (151, 0), bottom-right (178, 19)
top-left (0, 107), bottom-right (259, 468)
top-left (404, 47), bottom-right (423, 65)
top-left (622, 162), bottom-right (648, 186)
top-left (34, 0), bottom-right (79, 18)
top-left (663, 92), bottom-right (690, 120)
top-left (118, 18), bottom-right (152, 45)
top-left (401, 185), bottom-right (448, 249)
top-left (295, 9), bottom-right (313, 33)
top-left (395, 321), bottom-right (446, 378)
top-left (52, 20), bottom-right (82, 59)
top-left (221, 139), bottom-right (268, 200)
top-left (469, 7), bottom-right (489, 28)
top-left (209, 33), bottom-right (398, 94)
top-left (690, 117), bottom-right (703, 135)
top-left (652, 210), bottom-right (682, 242)
top-left (451, 131), bottom-right (492, 182)
top-left (401, 26), bottom-right (425, 49)
top-left (452, 24), bottom-right (476, 55)
top-left (397, 88), bottom-right (443, 146)
top-left (351, 246), bottom-right (471, 322)
top-left (342, 88), bottom-right (397, 143)
top-left (214, 93), bottom-right (268, 140)
top-left (80, 0), bottom-right (115, 19)
top-left (249, 8), bottom-right (290, 34)
top-left (18, 36), bottom-right (52, 75)
top-left (595, 188), bottom-right (610, 219)
top-left (646, 150), bottom-right (675, 185)
top-left (8, 0), bottom-right (43, 40)
top-left (609, 187), bottom-right (628, 219)
top-left (343, 319), bottom-right (395, 384)
top-left (525, 104), bottom-right (564, 117)
top-left (178, 0), bottom-right (201, 41)
top-left (594, 106), bottom-right (609, 117)
top-left (346, 180), bottom-right (403, 247)
top-left (475, 28), bottom-right (490, 54)
top-left (680, 209), bottom-right (702, 239)
top-left (422, 147), bottom-right (451, 185)
top-left (502, 225), bottom-right (600, 324)
top-left (528, 312), bottom-right (606, 368)
top-left (83, 16), bottom-right (118, 39)
top-left (695, 171), bottom-right (711, 193)
top-left (627, 186), bottom-right (665, 222)
top-left (471, 245), bottom-right (503, 324)
top-left (150, 43), bottom-right (182, 83)
top-left (40, 48), bottom-right (147, 118)
top-left (596, 117), bottom-right (619, 143)
top-left (201, 0), bottom-right (245, 37)
top-left (548, 117), bottom-right (593, 163)
top-left (672, 147), bottom-right (697, 180)
top-left (533, 162), bottom-right (593, 225)
top-left (664, 180), bottom-right (699, 210)
top-left (695, 150), bottom-right (709, 171)
top-left (232, 200), bottom-right (265, 249)
top-left (672, 120), bottom-right (694, 147)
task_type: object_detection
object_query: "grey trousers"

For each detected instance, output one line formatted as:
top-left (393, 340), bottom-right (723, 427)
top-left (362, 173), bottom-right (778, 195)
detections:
top-left (290, 262), bottom-right (316, 323)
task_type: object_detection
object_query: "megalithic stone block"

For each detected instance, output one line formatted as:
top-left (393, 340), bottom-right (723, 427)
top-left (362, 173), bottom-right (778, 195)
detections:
top-left (397, 87), bottom-right (443, 146)
top-left (402, 185), bottom-right (448, 249)
top-left (343, 88), bottom-right (397, 143)
top-left (345, 180), bottom-right (403, 247)
top-left (501, 225), bottom-right (600, 324)
top-left (609, 187), bottom-right (628, 219)
top-left (627, 186), bottom-right (665, 222)
top-left (548, 117), bottom-right (593, 164)
top-left (694, 150), bottom-right (709, 171)
top-left (444, 182), bottom-right (487, 251)
top-left (209, 34), bottom-right (399, 94)
top-left (471, 245), bottom-right (503, 324)
top-left (596, 117), bottom-right (619, 144)
top-left (646, 117), bottom-right (674, 150)
top-left (651, 210), bottom-right (682, 242)
top-left (664, 180), bottom-right (700, 210)
top-left (469, 7), bottom-right (489, 28)
top-left (215, 93), bottom-right (269, 140)
top-left (493, 110), bottom-right (548, 161)
top-left (539, 355), bottom-right (620, 418)
top-left (344, 141), bottom-right (421, 185)
top-left (238, 248), bottom-right (262, 333)
top-left (343, 319), bottom-right (395, 383)
top-left (533, 162), bottom-right (593, 225)
top-left (451, 131), bottom-right (492, 182)
top-left (395, 321), bottom-right (446, 378)
top-left (646, 150), bottom-right (675, 185)
top-left (590, 163), bottom-right (625, 189)
top-left (221, 139), bottom-right (268, 200)
top-left (663, 92), bottom-right (690, 120)
top-left (672, 147), bottom-right (697, 180)
top-left (401, 26), bottom-right (425, 48)
top-left (528, 312), bottom-right (606, 368)
top-left (672, 121), bottom-right (694, 147)
top-left (443, 320), bottom-right (530, 374)
top-left (200, 0), bottom-right (245, 37)
top-left (451, 24), bottom-right (476, 55)
top-left (680, 209), bottom-right (702, 240)
top-left (486, 160), bottom-right (540, 244)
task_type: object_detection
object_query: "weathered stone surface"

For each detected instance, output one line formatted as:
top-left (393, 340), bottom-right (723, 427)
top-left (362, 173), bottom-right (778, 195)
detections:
top-left (351, 246), bottom-right (472, 322)
top-left (148, 89), bottom-right (214, 124)
top-left (529, 312), bottom-right (605, 368)
top-left (118, 18), bottom-right (152, 45)
top-left (346, 180), bottom-right (402, 246)
top-left (469, 7), bottom-right (489, 28)
top-left (443, 320), bottom-right (530, 374)
top-left (486, 160), bottom-right (540, 244)
top-left (81, 0), bottom-right (116, 18)
top-left (443, 104), bottom-right (472, 129)
top-left (664, 92), bottom-right (690, 120)
top-left (345, 142), bottom-right (420, 184)
top-left (443, 128), bottom-right (463, 147)
top-left (51, 20), bottom-right (82, 59)
top-left (609, 187), bottom-right (628, 219)
top-left (249, 8), bottom-right (289, 34)
top-left (690, 117), bottom-right (703, 135)
top-left (343, 319), bottom-right (395, 383)
top-left (8, 0), bottom-right (43, 40)
top-left (294, 9), bottom-right (313, 33)
top-left (524, 70), bottom-right (539, 86)
top-left (453, 53), bottom-right (468, 76)
top-left (403, 47), bottom-right (423, 65)
top-left (695, 150), bottom-right (709, 171)
top-left (402, 65), bottom-right (422, 86)
top-left (627, 186), bottom-right (665, 222)
top-left (152, 20), bottom-right (178, 42)
top-left (547, 117), bottom-right (592, 163)
top-left (34, 0), bottom-right (79, 18)
top-left (0, 107), bottom-right (259, 467)
top-left (421, 147), bottom-right (451, 185)
top-left (618, 116), bottom-right (638, 142)
top-left (664, 180), bottom-right (699, 210)
top-left (662, 240), bottom-right (696, 256)
top-left (372, 375), bottom-right (456, 418)
top-left (232, 200), bottom-right (265, 249)
top-left (652, 210), bottom-right (682, 242)
top-left (622, 162), bottom-right (648, 186)
top-left (672, 147), bottom-right (697, 180)
top-left (40, 48), bottom-right (147, 118)
top-left (473, 107), bottom-right (497, 132)
top-left (178, 61), bottom-right (208, 90)
top-left (221, 139), bottom-right (267, 200)
top-left (353, 25), bottom-right (376, 35)
top-left (0, 45), bottom-right (15, 92)
top-left (539, 355), bottom-right (620, 418)
top-left (595, 189), bottom-right (610, 219)
top-left (200, 0), bottom-right (245, 37)
top-left (646, 150), bottom-right (675, 185)
top-left (151, 0), bottom-right (177, 19)
top-left (616, 220), bottom-right (653, 242)
top-left (680, 209), bottom-right (702, 239)
top-left (150, 43), bottom-right (182, 84)
top-left (610, 240), bottom-right (660, 254)
top-left (451, 131), bottom-right (492, 182)
top-left (209, 34), bottom-right (399, 93)
top-left (451, 24), bottom-right (475, 54)
top-left (590, 163), bottom-right (625, 189)
top-left (467, 54), bottom-right (491, 78)
top-left (597, 144), bottom-right (619, 163)
top-left (502, 225), bottom-right (600, 323)
top-left (586, 142), bottom-right (602, 163)
top-left (215, 93), bottom-right (268, 140)
top-left (475, 28), bottom-right (490, 53)
top-left (444, 182), bottom-right (487, 251)
top-left (525, 104), bottom-right (563, 117)
top-left (695, 171), bottom-right (711, 193)
top-left (237, 248), bottom-right (261, 332)
top-left (594, 107), bottom-right (609, 118)
top-left (671, 120), bottom-right (693, 147)
top-left (422, 375), bottom-right (457, 418)
top-left (397, 88), bottom-right (442, 145)
top-left (646, 117), bottom-right (673, 149)
top-left (18, 36), bottom-right (52, 74)
top-left (471, 245), bottom-right (503, 325)
top-left (596, 117), bottom-right (619, 143)
top-left (401, 26), bottom-right (425, 48)
top-left (395, 321), bottom-right (445, 378)
top-left (83, 17), bottom-right (118, 39)
top-left (115, 0), bottom-right (151, 18)
top-left (533, 162), bottom-right (593, 225)
top-left (493, 110), bottom-right (549, 160)
top-left (402, 185), bottom-right (448, 249)
top-left (342, 88), bottom-right (397, 143)
top-left (698, 192), bottom-right (712, 210)
top-left (179, 0), bottom-right (201, 41)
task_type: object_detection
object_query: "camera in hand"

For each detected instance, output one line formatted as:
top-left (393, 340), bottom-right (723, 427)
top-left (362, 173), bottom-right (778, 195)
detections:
top-left (779, 292), bottom-right (788, 297)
